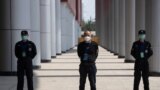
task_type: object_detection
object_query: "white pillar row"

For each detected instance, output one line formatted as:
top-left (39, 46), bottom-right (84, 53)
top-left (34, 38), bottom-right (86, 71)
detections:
top-left (40, 0), bottom-right (52, 62)
top-left (50, 0), bottom-right (57, 58)
top-left (103, 0), bottom-right (107, 48)
top-left (63, 4), bottom-right (72, 51)
top-left (61, 3), bottom-right (68, 53)
top-left (98, 0), bottom-right (103, 46)
top-left (95, 0), bottom-right (101, 40)
top-left (100, 0), bottom-right (105, 47)
top-left (74, 21), bottom-right (79, 46)
top-left (146, 0), bottom-right (160, 73)
top-left (111, 0), bottom-right (115, 53)
top-left (0, 0), bottom-right (31, 72)
top-left (30, 0), bottom-right (41, 69)
top-left (145, 0), bottom-right (152, 72)
top-left (125, 0), bottom-right (136, 62)
top-left (55, 0), bottom-right (62, 55)
top-left (104, 0), bottom-right (110, 49)
top-left (99, 0), bottom-right (105, 47)
top-left (108, 0), bottom-right (112, 51)
top-left (0, 0), bottom-right (12, 72)
top-left (66, 7), bottom-right (71, 51)
top-left (68, 11), bottom-right (75, 49)
top-left (71, 16), bottom-right (76, 48)
top-left (114, 0), bottom-right (119, 55)
top-left (118, 0), bottom-right (125, 58)
top-left (135, 0), bottom-right (145, 40)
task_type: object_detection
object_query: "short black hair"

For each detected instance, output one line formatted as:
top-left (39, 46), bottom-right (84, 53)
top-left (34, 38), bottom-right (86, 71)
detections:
top-left (21, 30), bottom-right (28, 36)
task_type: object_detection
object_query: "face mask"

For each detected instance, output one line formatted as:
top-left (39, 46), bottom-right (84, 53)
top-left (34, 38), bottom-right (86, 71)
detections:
top-left (139, 34), bottom-right (146, 41)
top-left (84, 36), bottom-right (91, 42)
top-left (22, 35), bottom-right (28, 41)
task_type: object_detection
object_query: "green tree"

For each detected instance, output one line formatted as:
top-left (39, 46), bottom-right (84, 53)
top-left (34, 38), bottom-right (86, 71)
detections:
top-left (81, 19), bottom-right (95, 31)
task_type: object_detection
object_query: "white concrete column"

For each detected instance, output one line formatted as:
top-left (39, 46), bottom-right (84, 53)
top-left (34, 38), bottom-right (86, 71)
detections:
top-left (68, 11), bottom-right (74, 49)
top-left (40, 0), bottom-right (52, 62)
top-left (0, 0), bottom-right (12, 72)
top-left (145, 0), bottom-right (152, 42)
top-left (100, 0), bottom-right (105, 47)
top-left (55, 0), bottom-right (62, 55)
top-left (114, 0), bottom-right (119, 55)
top-left (11, 0), bottom-right (32, 71)
top-left (111, 0), bottom-right (115, 53)
top-left (147, 0), bottom-right (160, 73)
top-left (99, 0), bottom-right (104, 47)
top-left (108, 0), bottom-right (112, 51)
top-left (135, 0), bottom-right (145, 40)
top-left (61, 3), bottom-right (68, 52)
top-left (118, 0), bottom-right (125, 58)
top-left (0, 0), bottom-right (31, 72)
top-left (104, 0), bottom-right (110, 49)
top-left (30, 0), bottom-right (41, 69)
top-left (66, 7), bottom-right (71, 51)
top-left (50, 0), bottom-right (57, 58)
top-left (95, 0), bottom-right (101, 40)
top-left (74, 21), bottom-right (79, 46)
top-left (125, 0), bottom-right (136, 62)
top-left (71, 16), bottom-right (76, 48)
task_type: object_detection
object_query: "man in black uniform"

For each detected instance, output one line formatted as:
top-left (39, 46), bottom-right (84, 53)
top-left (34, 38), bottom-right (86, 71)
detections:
top-left (77, 31), bottom-right (99, 90)
top-left (15, 31), bottom-right (37, 90)
top-left (131, 30), bottom-right (153, 90)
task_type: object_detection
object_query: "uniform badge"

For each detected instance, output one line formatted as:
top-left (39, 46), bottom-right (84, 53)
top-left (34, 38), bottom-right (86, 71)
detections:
top-left (22, 52), bottom-right (26, 57)
top-left (145, 50), bottom-right (148, 53)
top-left (29, 48), bottom-right (32, 51)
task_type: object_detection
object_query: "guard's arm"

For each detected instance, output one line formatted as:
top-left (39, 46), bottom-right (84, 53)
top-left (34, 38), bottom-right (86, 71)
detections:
top-left (131, 42), bottom-right (138, 59)
top-left (15, 43), bottom-right (20, 58)
top-left (95, 44), bottom-right (99, 59)
top-left (77, 43), bottom-right (82, 58)
top-left (146, 42), bottom-right (153, 59)
top-left (31, 42), bottom-right (37, 59)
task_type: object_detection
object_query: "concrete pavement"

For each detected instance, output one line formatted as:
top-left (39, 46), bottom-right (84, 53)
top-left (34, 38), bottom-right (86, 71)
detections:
top-left (0, 47), bottom-right (160, 90)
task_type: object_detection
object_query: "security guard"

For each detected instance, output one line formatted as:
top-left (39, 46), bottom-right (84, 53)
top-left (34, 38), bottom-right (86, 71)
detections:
top-left (131, 30), bottom-right (153, 90)
top-left (15, 31), bottom-right (37, 90)
top-left (77, 31), bottom-right (99, 90)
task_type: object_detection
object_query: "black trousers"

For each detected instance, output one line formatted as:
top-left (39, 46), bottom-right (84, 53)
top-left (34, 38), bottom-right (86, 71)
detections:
top-left (134, 61), bottom-right (149, 90)
top-left (79, 64), bottom-right (97, 90)
top-left (17, 60), bottom-right (33, 90)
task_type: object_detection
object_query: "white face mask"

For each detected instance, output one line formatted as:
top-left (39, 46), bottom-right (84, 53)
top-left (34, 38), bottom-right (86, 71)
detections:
top-left (84, 36), bottom-right (91, 42)
top-left (139, 34), bottom-right (146, 41)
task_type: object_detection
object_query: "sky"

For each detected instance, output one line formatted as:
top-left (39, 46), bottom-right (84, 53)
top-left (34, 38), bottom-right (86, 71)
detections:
top-left (82, 0), bottom-right (95, 22)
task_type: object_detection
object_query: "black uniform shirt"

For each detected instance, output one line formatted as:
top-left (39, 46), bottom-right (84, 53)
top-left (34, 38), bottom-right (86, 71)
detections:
top-left (131, 40), bottom-right (153, 61)
top-left (78, 41), bottom-right (98, 63)
top-left (15, 40), bottom-right (37, 60)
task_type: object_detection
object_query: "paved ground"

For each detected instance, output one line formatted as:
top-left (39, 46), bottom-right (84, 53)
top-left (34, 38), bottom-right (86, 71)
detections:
top-left (0, 47), bottom-right (160, 90)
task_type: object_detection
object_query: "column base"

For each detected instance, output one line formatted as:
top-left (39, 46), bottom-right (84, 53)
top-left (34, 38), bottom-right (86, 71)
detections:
top-left (118, 56), bottom-right (125, 58)
top-left (62, 51), bottom-right (67, 53)
top-left (107, 49), bottom-right (112, 52)
top-left (33, 65), bottom-right (41, 69)
top-left (56, 53), bottom-right (62, 55)
top-left (149, 72), bottom-right (160, 76)
top-left (0, 72), bottom-right (17, 76)
top-left (110, 51), bottom-right (115, 53)
top-left (51, 56), bottom-right (56, 58)
top-left (114, 53), bottom-right (119, 56)
top-left (125, 59), bottom-right (135, 63)
top-left (41, 59), bottom-right (51, 63)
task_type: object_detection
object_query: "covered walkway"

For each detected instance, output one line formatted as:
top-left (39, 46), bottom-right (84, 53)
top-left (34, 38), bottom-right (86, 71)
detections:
top-left (0, 47), bottom-right (159, 90)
